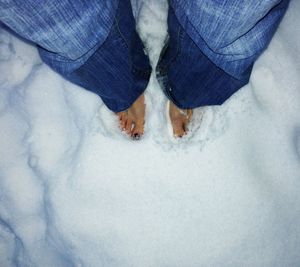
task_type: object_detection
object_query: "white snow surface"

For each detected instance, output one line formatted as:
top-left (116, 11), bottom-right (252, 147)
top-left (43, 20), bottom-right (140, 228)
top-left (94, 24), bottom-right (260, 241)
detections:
top-left (1, 0), bottom-right (300, 266)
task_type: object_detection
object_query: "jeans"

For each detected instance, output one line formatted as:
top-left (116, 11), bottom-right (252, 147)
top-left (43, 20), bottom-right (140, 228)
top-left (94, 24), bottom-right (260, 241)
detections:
top-left (157, 0), bottom-right (290, 108)
top-left (0, 0), bottom-right (290, 112)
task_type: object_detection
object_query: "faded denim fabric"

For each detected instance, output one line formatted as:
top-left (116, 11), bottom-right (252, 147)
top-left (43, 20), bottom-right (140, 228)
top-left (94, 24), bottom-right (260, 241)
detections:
top-left (0, 0), bottom-right (151, 112)
top-left (0, 0), bottom-right (118, 62)
top-left (62, 0), bottom-right (151, 111)
top-left (0, 0), bottom-right (290, 111)
top-left (170, 0), bottom-right (290, 79)
top-left (157, 0), bottom-right (290, 108)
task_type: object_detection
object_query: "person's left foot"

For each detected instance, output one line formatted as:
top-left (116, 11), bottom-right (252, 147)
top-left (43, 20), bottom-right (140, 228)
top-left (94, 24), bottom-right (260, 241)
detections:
top-left (169, 101), bottom-right (193, 138)
top-left (117, 94), bottom-right (145, 139)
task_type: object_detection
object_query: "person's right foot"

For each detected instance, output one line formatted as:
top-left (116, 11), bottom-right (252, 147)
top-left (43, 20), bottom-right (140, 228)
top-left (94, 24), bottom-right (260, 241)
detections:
top-left (117, 94), bottom-right (145, 139)
top-left (168, 101), bottom-right (193, 138)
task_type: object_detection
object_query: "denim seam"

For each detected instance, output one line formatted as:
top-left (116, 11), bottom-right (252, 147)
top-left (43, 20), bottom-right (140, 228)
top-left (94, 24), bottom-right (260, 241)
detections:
top-left (114, 16), bottom-right (151, 77)
top-left (132, 67), bottom-right (151, 79)
top-left (114, 17), bottom-right (130, 49)
top-left (159, 25), bottom-right (183, 74)
top-left (155, 9), bottom-right (185, 108)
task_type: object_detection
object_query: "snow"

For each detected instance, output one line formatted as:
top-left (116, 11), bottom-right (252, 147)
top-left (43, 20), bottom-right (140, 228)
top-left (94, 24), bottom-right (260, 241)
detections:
top-left (1, 0), bottom-right (300, 266)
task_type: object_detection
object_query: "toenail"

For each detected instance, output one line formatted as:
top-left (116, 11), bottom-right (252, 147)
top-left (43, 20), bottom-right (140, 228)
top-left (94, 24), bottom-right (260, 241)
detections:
top-left (132, 133), bottom-right (141, 140)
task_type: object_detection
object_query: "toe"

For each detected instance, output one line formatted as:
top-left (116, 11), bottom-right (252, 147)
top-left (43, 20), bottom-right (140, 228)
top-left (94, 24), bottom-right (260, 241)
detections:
top-left (121, 118), bottom-right (127, 130)
top-left (117, 112), bottom-right (127, 130)
top-left (183, 109), bottom-right (193, 133)
top-left (125, 118), bottom-right (134, 134)
top-left (131, 120), bottom-right (144, 139)
top-left (187, 109), bottom-right (193, 122)
top-left (172, 119), bottom-right (186, 138)
top-left (183, 119), bottom-right (189, 133)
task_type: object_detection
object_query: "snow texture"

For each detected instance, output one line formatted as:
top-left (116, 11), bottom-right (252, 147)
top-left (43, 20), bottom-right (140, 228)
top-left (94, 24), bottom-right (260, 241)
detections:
top-left (0, 0), bottom-right (300, 266)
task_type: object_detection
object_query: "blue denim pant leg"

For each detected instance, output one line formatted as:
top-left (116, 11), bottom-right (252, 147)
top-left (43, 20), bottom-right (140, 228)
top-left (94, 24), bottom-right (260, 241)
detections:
top-left (0, 0), bottom-right (151, 112)
top-left (157, 0), bottom-right (290, 109)
top-left (156, 7), bottom-right (248, 109)
top-left (51, 0), bottom-right (151, 112)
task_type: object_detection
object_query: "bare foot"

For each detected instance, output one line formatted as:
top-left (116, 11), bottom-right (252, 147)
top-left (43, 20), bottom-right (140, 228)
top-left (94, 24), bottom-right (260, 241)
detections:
top-left (169, 101), bottom-right (193, 138)
top-left (117, 94), bottom-right (145, 139)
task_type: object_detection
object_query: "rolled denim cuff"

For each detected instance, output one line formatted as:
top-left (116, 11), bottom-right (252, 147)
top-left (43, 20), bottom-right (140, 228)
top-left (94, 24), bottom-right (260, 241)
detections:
top-left (40, 0), bottom-right (151, 112)
top-left (156, 6), bottom-right (249, 109)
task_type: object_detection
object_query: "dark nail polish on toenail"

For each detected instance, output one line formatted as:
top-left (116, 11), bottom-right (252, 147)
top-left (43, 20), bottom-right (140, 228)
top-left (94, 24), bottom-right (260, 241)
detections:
top-left (132, 133), bottom-right (141, 140)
